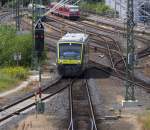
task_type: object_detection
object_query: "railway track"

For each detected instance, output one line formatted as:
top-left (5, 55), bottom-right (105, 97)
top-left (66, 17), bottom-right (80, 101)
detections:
top-left (0, 77), bottom-right (71, 124)
top-left (45, 16), bottom-right (126, 70)
top-left (0, 11), bottom-right (10, 21)
top-left (46, 15), bottom-right (149, 45)
top-left (21, 16), bottom-right (150, 90)
top-left (44, 17), bottom-right (150, 91)
top-left (78, 18), bottom-right (150, 59)
top-left (22, 18), bottom-right (117, 55)
top-left (68, 78), bottom-right (97, 130)
top-left (46, 14), bottom-right (150, 43)
top-left (89, 61), bottom-right (150, 92)
top-left (82, 13), bottom-right (150, 36)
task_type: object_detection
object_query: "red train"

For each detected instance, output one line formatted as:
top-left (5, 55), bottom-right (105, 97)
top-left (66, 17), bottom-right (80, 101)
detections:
top-left (49, 2), bottom-right (80, 20)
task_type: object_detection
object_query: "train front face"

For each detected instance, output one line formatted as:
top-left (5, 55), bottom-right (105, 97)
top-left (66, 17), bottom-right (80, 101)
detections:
top-left (69, 6), bottom-right (80, 20)
top-left (57, 42), bottom-right (83, 77)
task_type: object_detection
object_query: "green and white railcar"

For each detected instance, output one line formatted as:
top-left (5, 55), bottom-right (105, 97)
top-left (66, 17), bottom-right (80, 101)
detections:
top-left (56, 33), bottom-right (89, 76)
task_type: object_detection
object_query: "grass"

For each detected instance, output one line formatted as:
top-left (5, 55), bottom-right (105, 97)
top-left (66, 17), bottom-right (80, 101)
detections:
top-left (0, 74), bottom-right (20, 92)
top-left (138, 111), bottom-right (150, 130)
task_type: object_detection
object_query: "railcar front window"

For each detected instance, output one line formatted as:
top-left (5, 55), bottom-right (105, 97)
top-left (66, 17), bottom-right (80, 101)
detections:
top-left (70, 7), bottom-right (79, 12)
top-left (59, 43), bottom-right (82, 60)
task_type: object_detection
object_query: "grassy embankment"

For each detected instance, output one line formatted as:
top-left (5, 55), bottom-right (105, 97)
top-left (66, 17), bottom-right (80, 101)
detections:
top-left (0, 25), bottom-right (32, 92)
top-left (138, 111), bottom-right (150, 130)
top-left (0, 67), bottom-right (29, 92)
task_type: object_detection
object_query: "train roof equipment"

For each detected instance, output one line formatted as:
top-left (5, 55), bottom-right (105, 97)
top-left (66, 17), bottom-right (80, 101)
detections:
top-left (51, 2), bottom-right (79, 9)
top-left (59, 33), bottom-right (88, 43)
top-left (45, 0), bottom-right (80, 15)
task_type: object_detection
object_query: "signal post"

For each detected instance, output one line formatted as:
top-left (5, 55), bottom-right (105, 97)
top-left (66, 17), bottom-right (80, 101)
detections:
top-left (34, 20), bottom-right (45, 114)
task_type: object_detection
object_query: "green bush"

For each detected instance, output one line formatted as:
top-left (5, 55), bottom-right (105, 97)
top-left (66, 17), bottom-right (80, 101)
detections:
top-left (80, 2), bottom-right (114, 15)
top-left (0, 74), bottom-right (19, 92)
top-left (0, 67), bottom-right (29, 80)
top-left (0, 25), bottom-right (32, 67)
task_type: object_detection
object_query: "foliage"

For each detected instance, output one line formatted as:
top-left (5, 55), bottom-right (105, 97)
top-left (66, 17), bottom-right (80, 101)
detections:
top-left (0, 74), bottom-right (19, 92)
top-left (80, 2), bottom-right (114, 15)
top-left (0, 67), bottom-right (29, 80)
top-left (0, 25), bottom-right (32, 67)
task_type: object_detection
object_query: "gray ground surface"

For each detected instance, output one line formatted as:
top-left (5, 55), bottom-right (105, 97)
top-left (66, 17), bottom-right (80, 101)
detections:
top-left (0, 88), bottom-right (69, 130)
top-left (88, 76), bottom-right (150, 130)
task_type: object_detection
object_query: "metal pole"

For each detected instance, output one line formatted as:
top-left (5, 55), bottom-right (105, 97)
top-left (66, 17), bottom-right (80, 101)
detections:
top-left (31, 0), bottom-right (37, 70)
top-left (38, 57), bottom-right (42, 83)
top-left (12, 0), bottom-right (13, 18)
top-left (125, 0), bottom-right (135, 101)
top-left (40, 0), bottom-right (42, 17)
top-left (16, 0), bottom-right (20, 31)
top-left (114, 0), bottom-right (116, 18)
top-left (7, 0), bottom-right (9, 9)
top-left (38, 0), bottom-right (42, 75)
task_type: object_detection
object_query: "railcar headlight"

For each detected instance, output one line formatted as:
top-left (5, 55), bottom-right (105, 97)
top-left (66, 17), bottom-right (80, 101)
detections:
top-left (58, 59), bottom-right (62, 64)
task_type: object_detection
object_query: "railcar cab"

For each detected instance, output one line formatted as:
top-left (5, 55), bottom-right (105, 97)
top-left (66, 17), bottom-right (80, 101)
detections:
top-left (49, 2), bottom-right (80, 19)
top-left (65, 4), bottom-right (79, 19)
top-left (56, 33), bottom-right (89, 76)
top-left (69, 6), bottom-right (79, 13)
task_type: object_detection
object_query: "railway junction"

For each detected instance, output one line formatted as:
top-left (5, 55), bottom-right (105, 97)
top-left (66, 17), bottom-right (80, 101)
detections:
top-left (0, 0), bottom-right (150, 130)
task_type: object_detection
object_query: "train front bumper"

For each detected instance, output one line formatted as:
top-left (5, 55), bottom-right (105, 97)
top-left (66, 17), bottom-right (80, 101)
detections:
top-left (57, 64), bottom-right (82, 76)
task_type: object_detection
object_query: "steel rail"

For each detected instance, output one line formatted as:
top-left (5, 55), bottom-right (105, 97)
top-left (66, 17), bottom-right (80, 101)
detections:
top-left (82, 15), bottom-right (150, 36)
top-left (46, 15), bottom-right (149, 60)
top-left (68, 78), bottom-right (98, 130)
top-left (68, 79), bottom-right (74, 130)
top-left (0, 12), bottom-right (11, 21)
top-left (45, 24), bottom-right (126, 59)
top-left (85, 80), bottom-right (98, 130)
top-left (0, 77), bottom-right (61, 112)
top-left (45, 18), bottom-right (124, 71)
top-left (89, 61), bottom-right (150, 92)
top-left (21, 16), bottom-right (149, 90)
top-left (0, 81), bottom-right (69, 123)
top-left (45, 17), bottom-right (150, 91)
top-left (33, 15), bottom-right (150, 90)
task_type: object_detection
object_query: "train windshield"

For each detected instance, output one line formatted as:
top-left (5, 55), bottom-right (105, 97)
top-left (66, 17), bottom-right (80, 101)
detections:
top-left (70, 7), bottom-right (79, 12)
top-left (59, 43), bottom-right (82, 60)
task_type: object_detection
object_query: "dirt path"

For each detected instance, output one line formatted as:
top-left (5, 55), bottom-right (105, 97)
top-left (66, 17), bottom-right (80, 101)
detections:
top-left (13, 114), bottom-right (61, 130)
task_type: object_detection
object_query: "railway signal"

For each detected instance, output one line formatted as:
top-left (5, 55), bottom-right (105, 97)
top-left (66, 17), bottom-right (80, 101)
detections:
top-left (35, 20), bottom-right (44, 57)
